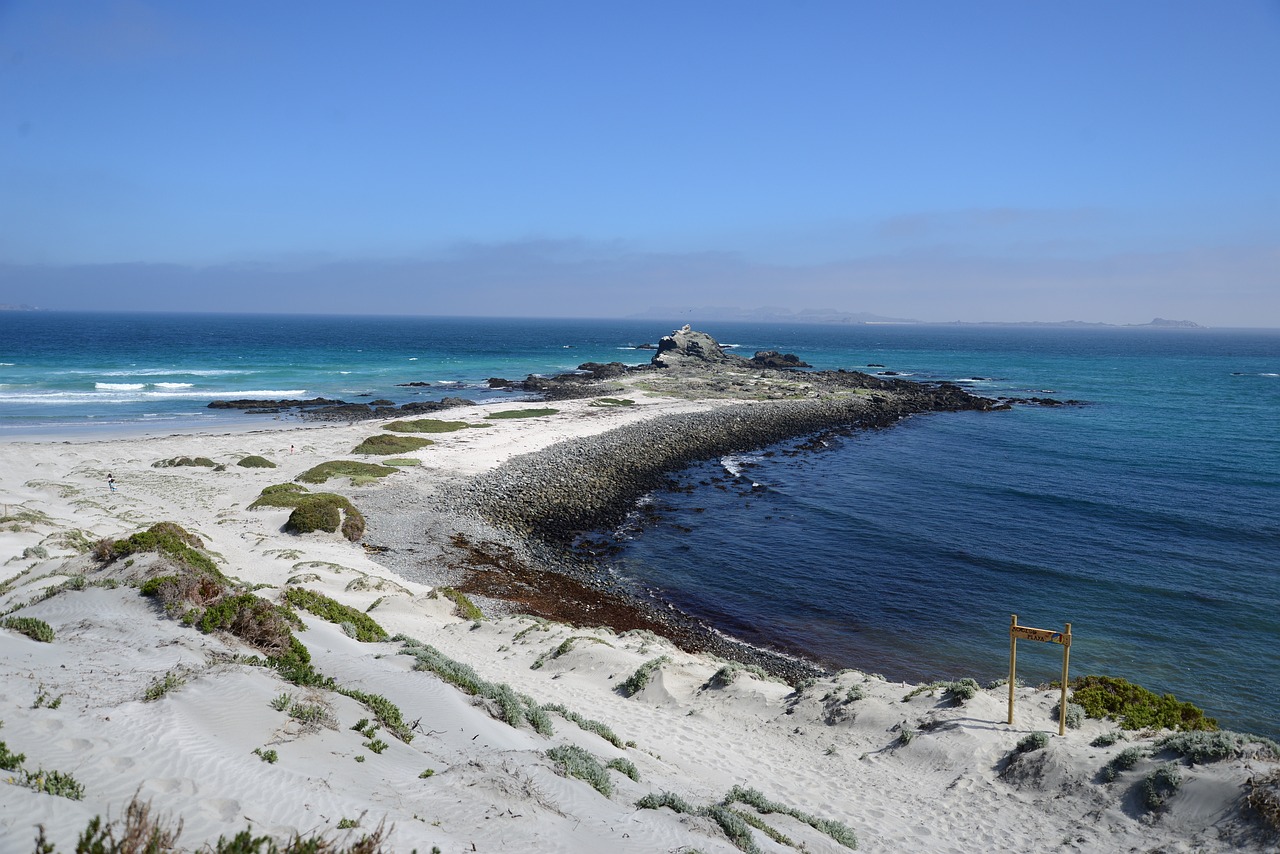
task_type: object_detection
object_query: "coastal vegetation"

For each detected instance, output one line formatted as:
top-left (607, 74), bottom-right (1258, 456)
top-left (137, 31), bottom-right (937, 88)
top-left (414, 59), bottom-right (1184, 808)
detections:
top-left (152, 456), bottom-right (217, 468)
top-left (636, 785), bottom-right (859, 852)
top-left (620, 656), bottom-right (670, 697)
top-left (295, 460), bottom-right (398, 485)
top-left (546, 744), bottom-right (613, 796)
top-left (249, 485), bottom-right (367, 542)
top-left (1, 615), bottom-right (55, 642)
top-left (350, 434), bottom-right (433, 455)
top-left (433, 586), bottom-right (483, 621)
top-left (281, 587), bottom-right (388, 642)
top-left (1070, 675), bottom-right (1217, 731)
top-left (33, 796), bottom-right (392, 852)
top-left (382, 418), bottom-right (479, 433)
top-left (484, 408), bottom-right (559, 419)
top-left (237, 455), bottom-right (277, 468)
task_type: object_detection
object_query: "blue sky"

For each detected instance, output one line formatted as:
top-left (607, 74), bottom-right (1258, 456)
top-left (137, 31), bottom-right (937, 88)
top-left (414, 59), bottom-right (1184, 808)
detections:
top-left (1, 1), bottom-right (1277, 325)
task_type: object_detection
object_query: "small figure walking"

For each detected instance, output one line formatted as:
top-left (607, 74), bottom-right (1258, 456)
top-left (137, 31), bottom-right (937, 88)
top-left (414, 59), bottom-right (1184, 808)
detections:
top-left (289, 444), bottom-right (295, 455)
top-left (107, 473), bottom-right (116, 492)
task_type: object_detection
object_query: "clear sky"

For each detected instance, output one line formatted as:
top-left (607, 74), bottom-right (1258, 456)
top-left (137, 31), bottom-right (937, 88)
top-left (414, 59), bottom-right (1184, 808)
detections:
top-left (1, 1), bottom-right (1277, 325)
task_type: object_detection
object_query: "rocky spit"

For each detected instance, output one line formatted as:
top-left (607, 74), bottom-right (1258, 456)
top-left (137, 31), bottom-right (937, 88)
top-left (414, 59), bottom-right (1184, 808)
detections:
top-left (358, 329), bottom-right (1019, 682)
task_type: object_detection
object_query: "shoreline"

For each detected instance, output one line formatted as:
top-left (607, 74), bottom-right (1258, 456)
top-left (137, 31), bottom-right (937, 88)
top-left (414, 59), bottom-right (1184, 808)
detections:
top-left (2, 356), bottom-right (1277, 850)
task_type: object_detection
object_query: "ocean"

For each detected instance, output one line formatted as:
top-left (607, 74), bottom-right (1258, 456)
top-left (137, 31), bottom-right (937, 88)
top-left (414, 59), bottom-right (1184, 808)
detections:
top-left (2, 312), bottom-right (1277, 737)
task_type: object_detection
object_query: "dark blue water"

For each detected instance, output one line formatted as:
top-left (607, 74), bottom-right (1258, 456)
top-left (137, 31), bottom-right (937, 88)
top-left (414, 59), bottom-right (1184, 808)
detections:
top-left (3, 312), bottom-right (1277, 736)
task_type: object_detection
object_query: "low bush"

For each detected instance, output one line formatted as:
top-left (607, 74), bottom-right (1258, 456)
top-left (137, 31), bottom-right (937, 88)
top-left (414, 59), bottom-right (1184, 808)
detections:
top-left (237, 455), bottom-right (277, 469)
top-left (384, 418), bottom-right (476, 433)
top-left (1102, 746), bottom-right (1149, 782)
top-left (142, 670), bottom-right (186, 702)
top-left (1143, 763), bottom-right (1183, 810)
top-left (606, 757), bottom-right (640, 782)
top-left (619, 656), bottom-right (669, 697)
top-left (1248, 769), bottom-right (1280, 832)
top-left (722, 785), bottom-right (858, 850)
top-left (1071, 675), bottom-right (1217, 732)
top-left (336, 689), bottom-right (413, 743)
top-left (1016, 731), bottom-right (1050, 753)
top-left (152, 456), bottom-right (216, 468)
top-left (398, 635), bottom-right (548, 734)
top-left (351, 434), bottom-right (434, 455)
top-left (546, 745), bottom-right (612, 797)
top-left (102, 522), bottom-right (219, 576)
top-left (434, 586), bottom-right (483, 621)
top-left (36, 796), bottom-right (392, 853)
top-left (484, 408), bottom-right (559, 420)
top-left (589, 398), bottom-right (635, 407)
top-left (1156, 730), bottom-right (1280, 764)
top-left (1, 616), bottom-right (55, 643)
top-left (296, 461), bottom-right (398, 485)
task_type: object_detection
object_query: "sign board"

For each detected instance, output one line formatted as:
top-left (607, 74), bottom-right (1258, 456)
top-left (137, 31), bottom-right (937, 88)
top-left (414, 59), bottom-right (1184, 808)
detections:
top-left (1008, 615), bottom-right (1073, 736)
top-left (1011, 625), bottom-right (1070, 645)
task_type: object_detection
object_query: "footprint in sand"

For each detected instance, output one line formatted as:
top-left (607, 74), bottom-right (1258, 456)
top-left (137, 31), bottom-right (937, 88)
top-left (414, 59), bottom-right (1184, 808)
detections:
top-left (142, 777), bottom-right (198, 796)
top-left (57, 738), bottom-right (97, 754)
top-left (31, 719), bottom-right (64, 734)
top-left (104, 756), bottom-right (136, 771)
top-left (201, 798), bottom-right (241, 822)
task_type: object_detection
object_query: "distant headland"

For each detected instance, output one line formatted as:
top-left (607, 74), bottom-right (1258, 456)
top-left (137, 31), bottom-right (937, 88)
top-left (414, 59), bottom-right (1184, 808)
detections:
top-left (630, 305), bottom-right (1204, 328)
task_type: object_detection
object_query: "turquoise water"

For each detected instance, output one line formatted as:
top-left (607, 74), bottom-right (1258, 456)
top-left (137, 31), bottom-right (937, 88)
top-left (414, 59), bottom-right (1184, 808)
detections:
top-left (3, 313), bottom-right (1276, 736)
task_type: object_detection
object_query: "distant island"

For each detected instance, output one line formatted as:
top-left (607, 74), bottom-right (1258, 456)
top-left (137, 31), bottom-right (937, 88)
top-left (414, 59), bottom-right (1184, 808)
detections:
top-left (630, 306), bottom-right (1204, 328)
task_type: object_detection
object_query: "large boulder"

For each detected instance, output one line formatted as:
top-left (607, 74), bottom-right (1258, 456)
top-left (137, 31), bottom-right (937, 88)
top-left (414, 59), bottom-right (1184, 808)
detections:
top-left (651, 326), bottom-right (737, 368)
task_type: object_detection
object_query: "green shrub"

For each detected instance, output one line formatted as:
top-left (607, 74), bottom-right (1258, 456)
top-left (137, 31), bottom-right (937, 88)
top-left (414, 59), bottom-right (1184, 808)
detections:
top-left (1156, 730), bottom-right (1280, 764)
top-left (1016, 731), bottom-right (1050, 753)
top-left (484, 408), bottom-right (559, 420)
top-left (635, 791), bottom-right (693, 813)
top-left (546, 745), bottom-right (612, 797)
top-left (252, 747), bottom-right (278, 764)
top-left (296, 461), bottom-right (397, 484)
top-left (20, 767), bottom-right (84, 800)
top-left (383, 418), bottom-right (474, 433)
top-left (904, 678), bottom-right (980, 705)
top-left (286, 501), bottom-right (341, 535)
top-left (0, 739), bottom-right (26, 772)
top-left (142, 670), bottom-right (186, 702)
top-left (1091, 731), bottom-right (1125, 748)
top-left (605, 757), bottom-right (640, 782)
top-left (619, 656), bottom-right (669, 697)
top-left (541, 703), bottom-right (624, 748)
top-left (152, 456), bottom-right (216, 468)
top-left (398, 636), bottom-right (548, 734)
top-left (337, 688), bottom-right (413, 743)
top-left (104, 522), bottom-right (219, 576)
top-left (589, 398), bottom-right (635, 407)
top-left (435, 587), bottom-right (483, 621)
top-left (351, 434), bottom-right (433, 455)
top-left (1102, 746), bottom-right (1148, 782)
top-left (1071, 675), bottom-right (1217, 732)
top-left (1, 616), bottom-right (55, 643)
top-left (419, 768), bottom-right (435, 778)
top-left (722, 785), bottom-right (858, 850)
top-left (1143, 763), bottom-right (1183, 809)
top-left (237, 455), bottom-right (277, 469)
top-left (282, 588), bottom-right (388, 642)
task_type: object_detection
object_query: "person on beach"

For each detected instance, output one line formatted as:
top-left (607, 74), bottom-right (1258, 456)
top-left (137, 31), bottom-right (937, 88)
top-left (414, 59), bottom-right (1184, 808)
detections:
top-left (107, 473), bottom-right (116, 492)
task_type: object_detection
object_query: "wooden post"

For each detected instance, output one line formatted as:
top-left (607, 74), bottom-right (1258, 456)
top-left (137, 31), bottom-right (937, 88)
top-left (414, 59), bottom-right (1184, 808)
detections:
top-left (1058, 622), bottom-right (1072, 736)
top-left (1008, 614), bottom-right (1018, 725)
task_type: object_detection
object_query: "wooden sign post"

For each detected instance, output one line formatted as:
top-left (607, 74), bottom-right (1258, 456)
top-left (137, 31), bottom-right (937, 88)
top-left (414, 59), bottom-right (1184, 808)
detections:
top-left (1008, 614), bottom-right (1073, 736)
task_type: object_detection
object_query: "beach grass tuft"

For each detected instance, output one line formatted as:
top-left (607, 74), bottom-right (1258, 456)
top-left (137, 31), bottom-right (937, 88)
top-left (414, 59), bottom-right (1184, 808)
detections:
top-left (433, 586), bottom-right (483, 621)
top-left (142, 669), bottom-right (186, 702)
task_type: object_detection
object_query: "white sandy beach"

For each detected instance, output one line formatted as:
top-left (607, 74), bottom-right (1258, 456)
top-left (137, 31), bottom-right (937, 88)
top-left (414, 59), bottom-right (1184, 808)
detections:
top-left (1, 395), bottom-right (1276, 853)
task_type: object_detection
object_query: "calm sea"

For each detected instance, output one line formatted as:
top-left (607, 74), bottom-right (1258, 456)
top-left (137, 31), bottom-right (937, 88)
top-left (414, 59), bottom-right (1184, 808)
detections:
top-left (3, 312), bottom-right (1277, 737)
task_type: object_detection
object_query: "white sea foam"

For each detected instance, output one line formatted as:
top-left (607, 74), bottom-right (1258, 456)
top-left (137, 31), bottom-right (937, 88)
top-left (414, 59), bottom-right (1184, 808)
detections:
top-left (96, 382), bottom-right (147, 390)
top-left (0, 389), bottom-right (307, 405)
top-left (152, 382), bottom-right (194, 389)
